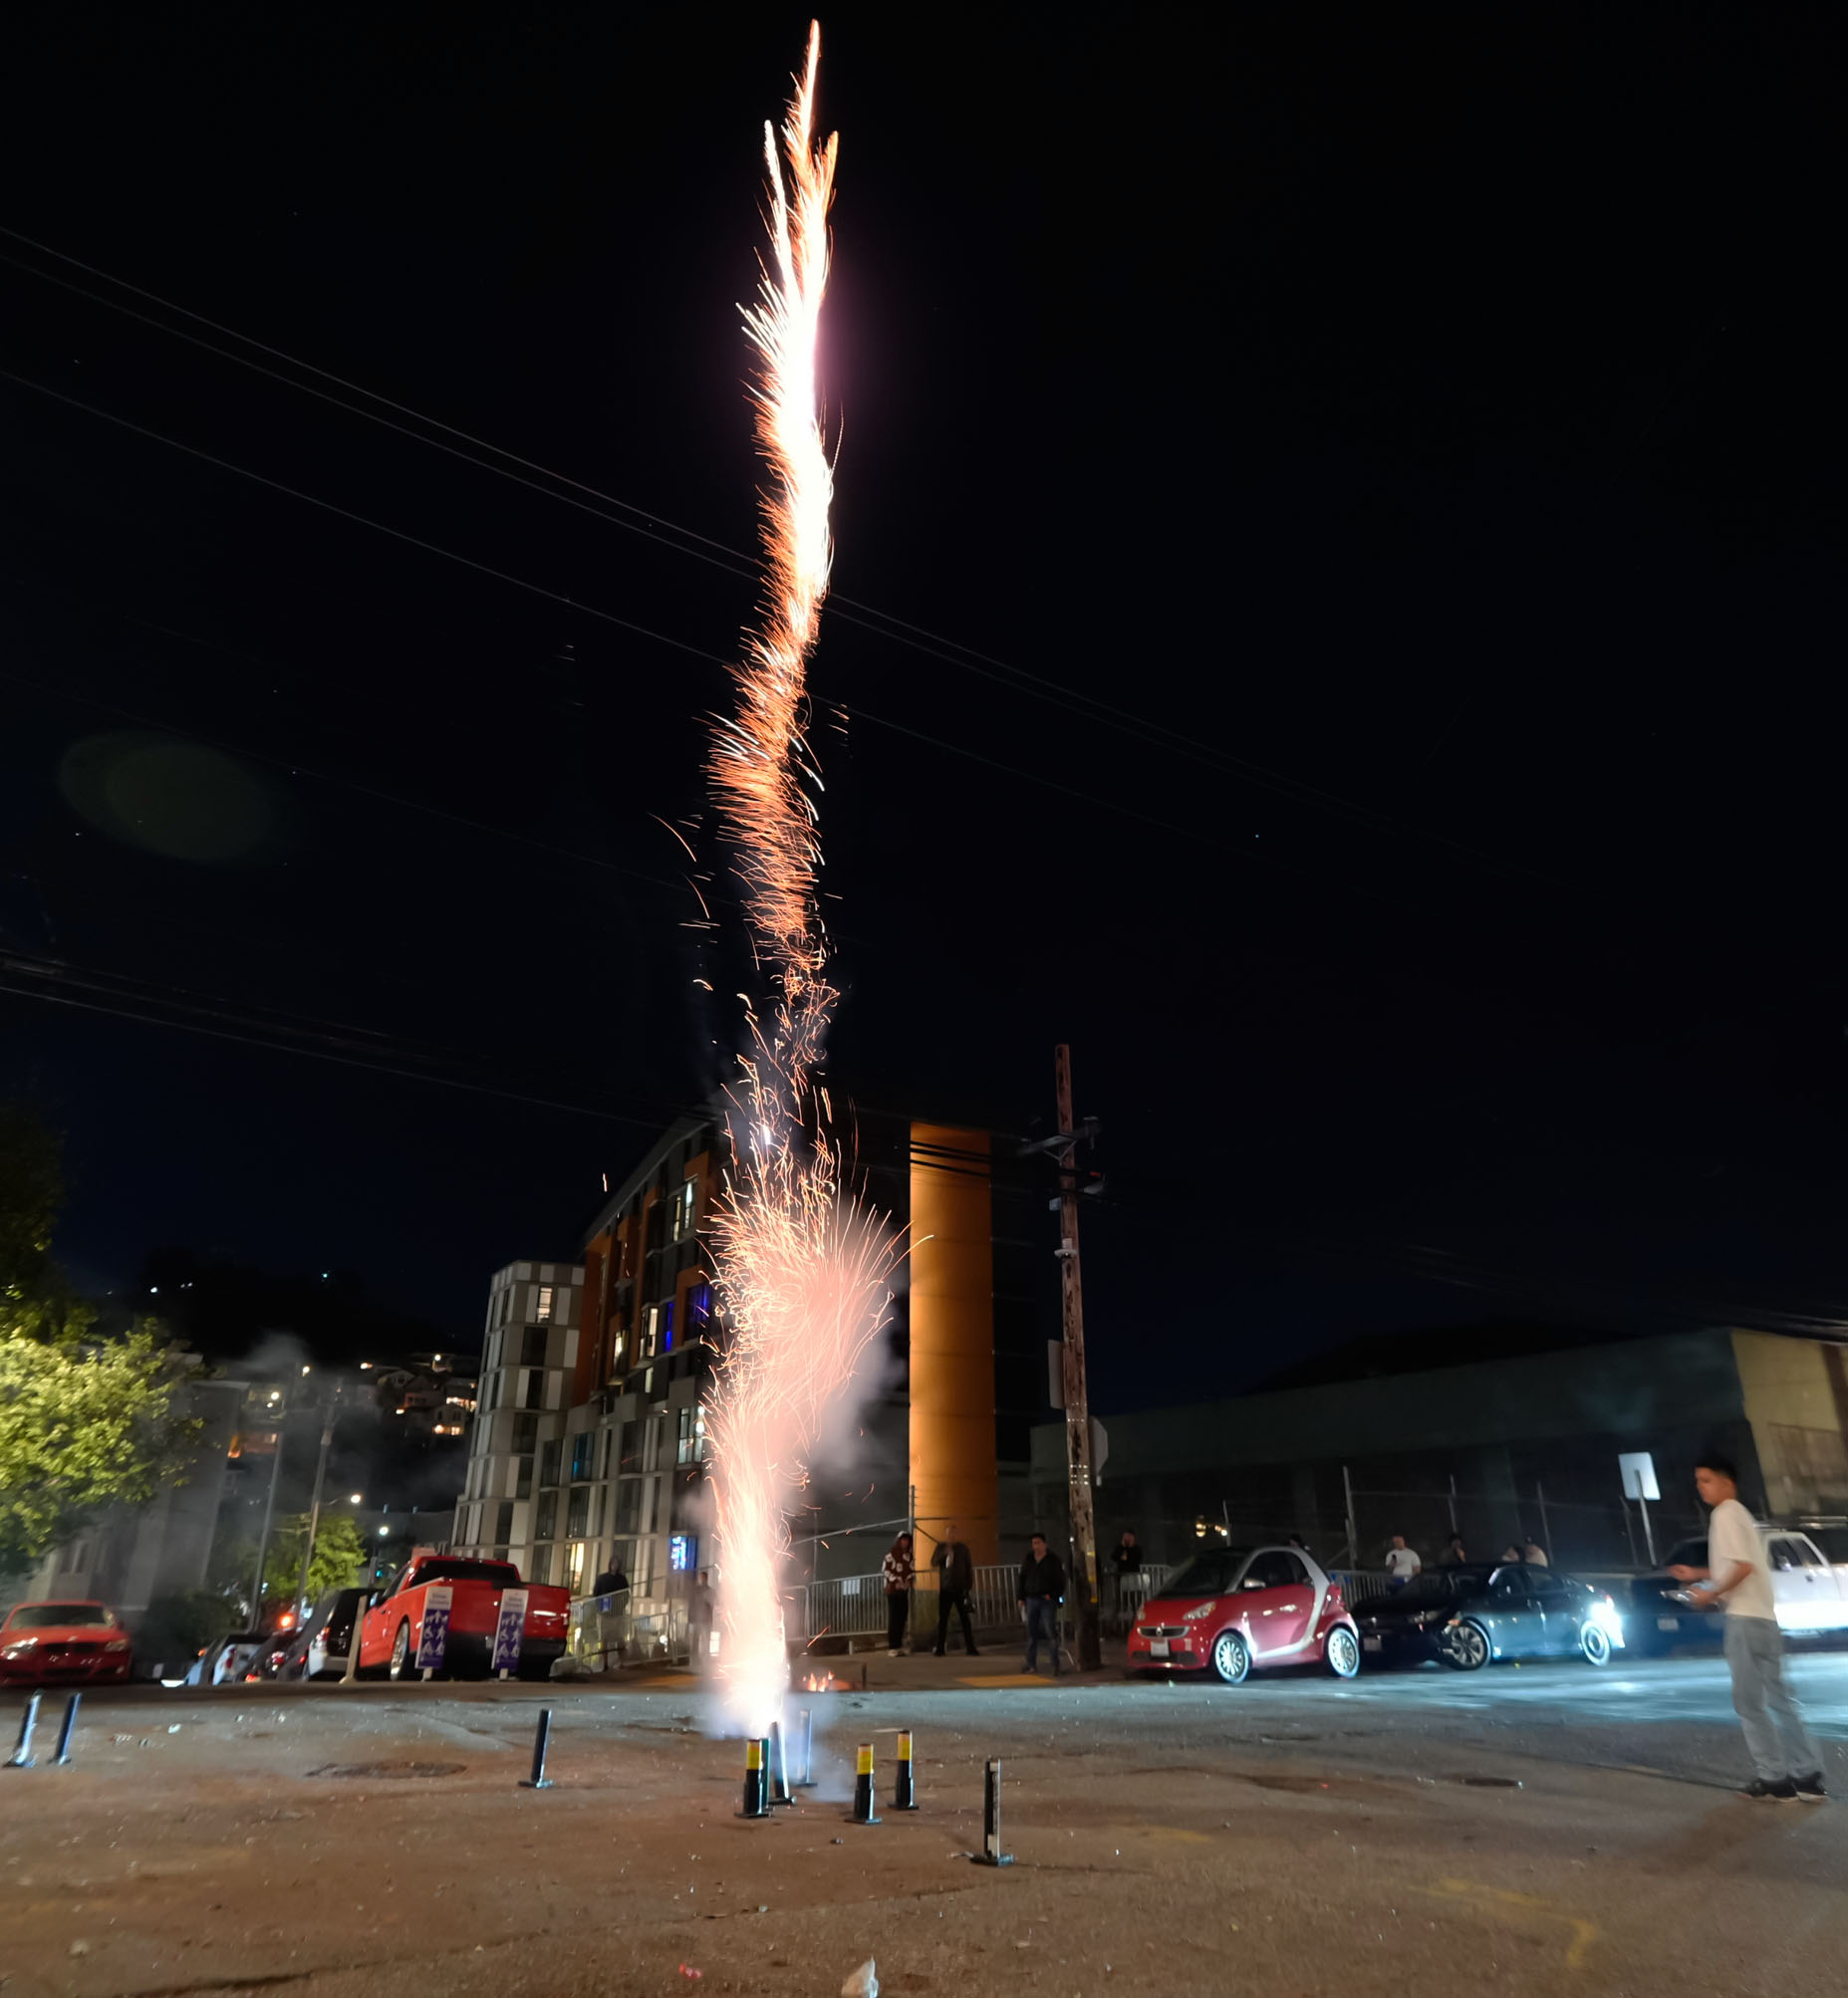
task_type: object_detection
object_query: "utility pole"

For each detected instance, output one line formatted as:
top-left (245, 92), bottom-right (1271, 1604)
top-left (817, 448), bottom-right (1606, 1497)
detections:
top-left (294, 1385), bottom-right (343, 1618)
top-left (248, 1394), bottom-right (288, 1627)
top-left (1053, 1044), bottom-right (1101, 1670)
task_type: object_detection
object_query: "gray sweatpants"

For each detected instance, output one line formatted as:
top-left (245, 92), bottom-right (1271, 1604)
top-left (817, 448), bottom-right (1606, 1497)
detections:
top-left (1723, 1614), bottom-right (1820, 1782)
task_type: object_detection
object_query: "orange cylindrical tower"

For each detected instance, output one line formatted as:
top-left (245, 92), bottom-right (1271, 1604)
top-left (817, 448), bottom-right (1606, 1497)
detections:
top-left (908, 1124), bottom-right (998, 1565)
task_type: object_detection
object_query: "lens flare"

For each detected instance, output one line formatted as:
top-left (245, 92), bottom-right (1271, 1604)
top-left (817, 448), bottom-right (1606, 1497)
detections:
top-left (704, 22), bottom-right (898, 1737)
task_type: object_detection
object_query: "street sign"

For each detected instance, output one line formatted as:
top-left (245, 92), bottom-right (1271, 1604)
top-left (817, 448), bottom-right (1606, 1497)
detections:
top-left (491, 1589), bottom-right (527, 1675)
top-left (1619, 1452), bottom-right (1660, 1502)
top-left (415, 1584), bottom-right (453, 1670)
top-left (1091, 1417), bottom-right (1108, 1486)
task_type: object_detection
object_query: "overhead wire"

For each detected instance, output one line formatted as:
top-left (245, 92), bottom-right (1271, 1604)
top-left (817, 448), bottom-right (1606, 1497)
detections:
top-left (0, 367), bottom-right (1484, 925)
top-left (0, 225), bottom-right (1585, 898)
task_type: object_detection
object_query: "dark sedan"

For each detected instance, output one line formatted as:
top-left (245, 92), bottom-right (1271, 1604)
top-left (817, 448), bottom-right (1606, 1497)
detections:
top-left (1354, 1562), bottom-right (1626, 1670)
top-left (260, 1587), bottom-right (369, 1680)
top-left (1617, 1538), bottom-right (1722, 1656)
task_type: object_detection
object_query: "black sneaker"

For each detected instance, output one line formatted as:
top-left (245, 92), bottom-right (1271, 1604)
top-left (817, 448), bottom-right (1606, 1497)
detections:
top-left (1742, 1777), bottom-right (1798, 1802)
top-left (1793, 1772), bottom-right (1827, 1803)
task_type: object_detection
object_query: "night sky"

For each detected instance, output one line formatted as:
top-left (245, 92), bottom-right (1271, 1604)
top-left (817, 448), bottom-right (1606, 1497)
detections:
top-left (2, 7), bottom-right (1843, 1413)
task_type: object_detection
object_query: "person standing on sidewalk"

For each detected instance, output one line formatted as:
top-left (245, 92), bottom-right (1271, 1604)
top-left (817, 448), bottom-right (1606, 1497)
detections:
top-left (882, 1531), bottom-right (915, 1657)
top-left (1018, 1533), bottom-right (1066, 1675)
top-left (1384, 1535), bottom-right (1422, 1588)
top-left (929, 1524), bottom-right (979, 1657)
top-left (1670, 1452), bottom-right (1825, 1803)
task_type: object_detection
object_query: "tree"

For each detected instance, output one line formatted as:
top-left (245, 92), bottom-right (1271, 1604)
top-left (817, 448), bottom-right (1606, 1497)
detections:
top-left (264, 1511), bottom-right (368, 1605)
top-left (0, 1106), bottom-right (199, 1578)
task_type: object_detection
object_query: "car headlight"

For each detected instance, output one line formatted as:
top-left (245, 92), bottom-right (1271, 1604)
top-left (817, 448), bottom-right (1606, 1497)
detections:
top-left (1183, 1603), bottom-right (1216, 1622)
top-left (1588, 1599), bottom-right (1625, 1636)
top-left (105, 1638), bottom-right (131, 1652)
top-left (3, 1639), bottom-right (38, 1656)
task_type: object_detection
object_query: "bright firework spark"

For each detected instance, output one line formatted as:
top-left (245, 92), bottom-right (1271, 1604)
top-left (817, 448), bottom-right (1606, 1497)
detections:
top-left (705, 23), bottom-right (898, 1738)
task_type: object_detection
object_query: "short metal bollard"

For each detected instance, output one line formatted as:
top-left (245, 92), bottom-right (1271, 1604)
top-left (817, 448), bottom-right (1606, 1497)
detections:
top-left (892, 1727), bottom-right (919, 1811)
top-left (847, 1741), bottom-right (880, 1825)
top-left (970, 1757), bottom-right (1013, 1866)
top-left (767, 1719), bottom-right (793, 1807)
top-left (791, 1706), bottom-right (818, 1789)
top-left (519, 1707), bottom-right (554, 1789)
top-left (737, 1736), bottom-right (771, 1819)
top-left (5, 1692), bottom-right (41, 1770)
top-left (53, 1694), bottom-right (81, 1767)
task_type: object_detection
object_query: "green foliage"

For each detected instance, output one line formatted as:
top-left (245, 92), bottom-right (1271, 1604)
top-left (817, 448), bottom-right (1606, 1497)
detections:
top-left (0, 1104), bottom-right (200, 1579)
top-left (0, 1323), bottom-right (200, 1579)
top-left (264, 1511), bottom-right (369, 1605)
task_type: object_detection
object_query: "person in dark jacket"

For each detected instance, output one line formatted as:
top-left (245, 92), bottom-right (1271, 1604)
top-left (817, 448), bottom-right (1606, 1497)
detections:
top-left (930, 1524), bottom-right (979, 1656)
top-left (1018, 1534), bottom-right (1066, 1675)
top-left (882, 1532), bottom-right (915, 1656)
top-left (1111, 1530), bottom-right (1143, 1574)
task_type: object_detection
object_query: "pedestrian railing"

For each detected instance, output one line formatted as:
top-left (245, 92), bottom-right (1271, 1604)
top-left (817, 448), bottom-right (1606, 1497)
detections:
top-left (566, 1589), bottom-right (684, 1668)
top-left (1331, 1569), bottom-right (1396, 1609)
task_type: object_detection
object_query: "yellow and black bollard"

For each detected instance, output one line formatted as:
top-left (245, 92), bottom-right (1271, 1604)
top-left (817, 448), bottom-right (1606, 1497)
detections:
top-left (892, 1728), bottom-right (919, 1811)
top-left (737, 1735), bottom-right (771, 1819)
top-left (846, 1740), bottom-right (880, 1825)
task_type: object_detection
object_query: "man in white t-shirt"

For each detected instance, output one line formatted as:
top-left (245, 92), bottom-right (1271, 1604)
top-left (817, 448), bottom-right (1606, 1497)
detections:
top-left (1384, 1535), bottom-right (1422, 1588)
top-left (1670, 1452), bottom-right (1824, 1803)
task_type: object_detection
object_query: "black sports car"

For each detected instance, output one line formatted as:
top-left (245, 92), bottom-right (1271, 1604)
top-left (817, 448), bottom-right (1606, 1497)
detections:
top-left (1354, 1562), bottom-right (1626, 1670)
top-left (1616, 1538), bottom-right (1723, 1656)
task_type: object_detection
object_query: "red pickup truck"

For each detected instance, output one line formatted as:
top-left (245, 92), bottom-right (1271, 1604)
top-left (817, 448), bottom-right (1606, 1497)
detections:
top-left (357, 1551), bottom-right (571, 1681)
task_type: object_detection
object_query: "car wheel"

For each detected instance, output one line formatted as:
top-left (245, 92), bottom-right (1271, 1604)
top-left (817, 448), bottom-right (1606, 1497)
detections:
top-left (1208, 1629), bottom-right (1251, 1684)
top-left (1580, 1623), bottom-right (1613, 1666)
top-left (388, 1620), bottom-right (415, 1681)
top-left (1325, 1626), bottom-right (1361, 1679)
top-left (1440, 1621), bottom-right (1490, 1671)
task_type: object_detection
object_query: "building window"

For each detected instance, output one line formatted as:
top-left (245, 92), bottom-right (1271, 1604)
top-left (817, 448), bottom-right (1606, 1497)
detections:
top-left (642, 1303), bottom-right (660, 1358)
top-left (570, 1432), bottom-right (594, 1482)
top-left (522, 1371), bottom-right (545, 1410)
top-left (521, 1326), bottom-right (548, 1368)
top-left (567, 1486), bottom-right (590, 1538)
top-left (676, 1404), bottom-right (706, 1466)
top-left (516, 1455), bottom-right (534, 1500)
top-left (537, 1285), bottom-right (555, 1323)
top-left (619, 1420), bottom-right (642, 1472)
top-left (495, 1501), bottom-right (514, 1544)
top-left (685, 1281), bottom-right (710, 1335)
top-left (671, 1177), bottom-right (696, 1242)
top-left (539, 1438), bottom-right (562, 1488)
top-left (567, 1541), bottom-right (588, 1594)
top-left (616, 1481), bottom-right (642, 1535)
top-left (661, 1299), bottom-right (674, 1355)
top-left (535, 1491), bottom-right (558, 1541)
top-left (512, 1413), bottom-right (538, 1455)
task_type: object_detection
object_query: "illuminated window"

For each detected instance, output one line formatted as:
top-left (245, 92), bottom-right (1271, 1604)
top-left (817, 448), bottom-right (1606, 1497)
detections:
top-left (661, 1299), bottom-right (674, 1354)
top-left (536, 1285), bottom-right (555, 1322)
top-left (671, 1178), bottom-right (696, 1242)
top-left (676, 1404), bottom-right (706, 1466)
top-left (643, 1304), bottom-right (660, 1358)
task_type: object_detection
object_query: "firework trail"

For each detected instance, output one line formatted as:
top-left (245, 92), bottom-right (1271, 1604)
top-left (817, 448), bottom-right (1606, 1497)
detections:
top-left (704, 23), bottom-right (897, 1736)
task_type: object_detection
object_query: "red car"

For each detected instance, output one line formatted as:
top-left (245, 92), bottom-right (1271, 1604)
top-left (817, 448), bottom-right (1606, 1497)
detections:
top-left (1128, 1544), bottom-right (1362, 1683)
top-left (0, 1601), bottom-right (134, 1685)
top-left (357, 1551), bottom-right (571, 1681)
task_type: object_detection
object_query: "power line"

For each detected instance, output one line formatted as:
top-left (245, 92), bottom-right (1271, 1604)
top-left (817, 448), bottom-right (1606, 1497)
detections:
top-left (0, 224), bottom-right (1585, 899)
top-left (0, 372), bottom-right (1480, 923)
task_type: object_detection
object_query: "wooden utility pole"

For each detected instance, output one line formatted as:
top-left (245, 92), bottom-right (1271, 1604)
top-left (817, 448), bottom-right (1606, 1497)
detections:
top-left (1054, 1044), bottom-right (1101, 1670)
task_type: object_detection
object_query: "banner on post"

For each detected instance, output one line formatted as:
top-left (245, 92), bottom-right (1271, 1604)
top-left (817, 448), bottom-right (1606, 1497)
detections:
top-left (415, 1585), bottom-right (453, 1670)
top-left (491, 1589), bottom-right (528, 1674)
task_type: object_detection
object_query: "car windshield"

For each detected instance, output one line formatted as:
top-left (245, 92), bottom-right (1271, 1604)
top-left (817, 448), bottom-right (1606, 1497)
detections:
top-left (6, 1603), bottom-right (116, 1629)
top-left (405, 1559), bottom-right (521, 1589)
top-left (1158, 1551), bottom-right (1250, 1599)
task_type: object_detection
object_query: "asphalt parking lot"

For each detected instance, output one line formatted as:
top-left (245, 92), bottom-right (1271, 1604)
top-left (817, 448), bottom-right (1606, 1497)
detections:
top-left (5, 1647), bottom-right (1846, 1997)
